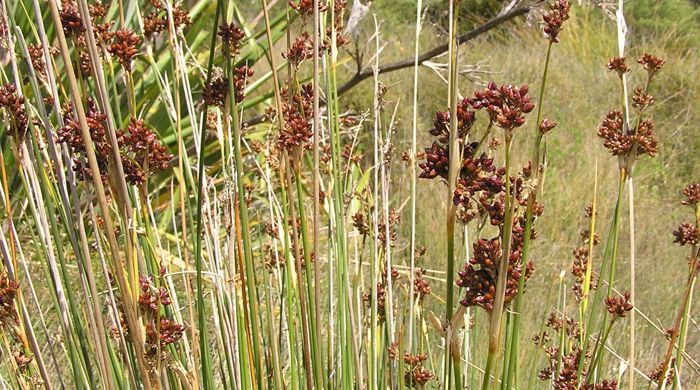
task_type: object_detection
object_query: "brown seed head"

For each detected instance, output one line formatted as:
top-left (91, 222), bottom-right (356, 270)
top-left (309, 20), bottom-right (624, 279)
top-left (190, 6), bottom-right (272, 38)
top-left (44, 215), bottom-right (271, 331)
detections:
top-left (542, 0), bottom-right (571, 43)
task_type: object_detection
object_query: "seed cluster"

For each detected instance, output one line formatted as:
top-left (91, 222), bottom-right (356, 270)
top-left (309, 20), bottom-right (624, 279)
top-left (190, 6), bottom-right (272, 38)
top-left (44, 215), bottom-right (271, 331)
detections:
top-left (0, 83), bottom-right (29, 143)
top-left (58, 101), bottom-right (172, 185)
top-left (0, 274), bottom-right (19, 326)
top-left (218, 22), bottom-right (246, 56)
top-left (604, 291), bottom-right (634, 319)
top-left (456, 236), bottom-right (534, 312)
top-left (278, 84), bottom-right (315, 151)
top-left (143, 0), bottom-right (191, 36)
top-left (542, 0), bottom-right (571, 43)
top-left (107, 29), bottom-right (142, 72)
top-left (598, 54), bottom-right (664, 160)
top-left (138, 275), bottom-right (186, 355)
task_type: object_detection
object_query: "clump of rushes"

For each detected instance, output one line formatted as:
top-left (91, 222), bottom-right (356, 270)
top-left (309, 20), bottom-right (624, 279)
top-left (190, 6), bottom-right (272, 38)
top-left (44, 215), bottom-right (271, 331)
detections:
top-left (420, 80), bottom-right (540, 389)
top-left (649, 183), bottom-right (699, 386)
top-left (0, 83), bottom-right (29, 143)
top-left (577, 52), bottom-right (665, 385)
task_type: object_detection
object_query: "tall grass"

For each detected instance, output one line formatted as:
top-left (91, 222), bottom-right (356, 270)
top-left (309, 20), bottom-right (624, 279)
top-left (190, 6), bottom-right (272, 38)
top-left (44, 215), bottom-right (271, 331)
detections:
top-left (0, 0), bottom-right (697, 389)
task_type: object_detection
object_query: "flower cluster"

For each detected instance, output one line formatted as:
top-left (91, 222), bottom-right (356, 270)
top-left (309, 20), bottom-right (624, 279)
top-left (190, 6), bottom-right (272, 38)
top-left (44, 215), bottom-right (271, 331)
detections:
top-left (202, 66), bottom-right (254, 107)
top-left (542, 0), bottom-right (571, 43)
top-left (597, 110), bottom-right (657, 158)
top-left (58, 99), bottom-right (111, 181)
top-left (377, 208), bottom-right (401, 249)
top-left (638, 53), bottom-right (665, 79)
top-left (283, 32), bottom-right (315, 69)
top-left (606, 57), bottom-right (630, 77)
top-left (571, 207), bottom-right (600, 302)
top-left (599, 54), bottom-right (664, 161)
top-left (539, 346), bottom-right (583, 389)
top-left (673, 183), bottom-right (700, 247)
top-left (673, 222), bottom-right (699, 246)
top-left (362, 283), bottom-right (387, 320)
top-left (138, 275), bottom-right (186, 355)
top-left (0, 273), bottom-right (19, 326)
top-left (352, 212), bottom-right (370, 235)
top-left (143, 0), bottom-right (191, 36)
top-left (58, 100), bottom-right (171, 185)
top-left (604, 291), bottom-right (634, 319)
top-left (0, 83), bottom-right (29, 143)
top-left (470, 83), bottom-right (534, 131)
top-left (278, 84), bottom-right (315, 151)
top-left (59, 0), bottom-right (86, 36)
top-left (419, 83), bottom-right (540, 313)
top-left (288, 0), bottom-right (328, 20)
top-left (681, 183), bottom-right (699, 207)
top-left (117, 118), bottom-right (174, 184)
top-left (28, 43), bottom-right (58, 80)
top-left (218, 22), bottom-right (246, 56)
top-left (389, 352), bottom-right (435, 388)
top-left (107, 28), bottom-right (141, 72)
top-left (456, 236), bottom-right (533, 312)
top-left (412, 268), bottom-right (431, 299)
top-left (323, 0), bottom-right (349, 50)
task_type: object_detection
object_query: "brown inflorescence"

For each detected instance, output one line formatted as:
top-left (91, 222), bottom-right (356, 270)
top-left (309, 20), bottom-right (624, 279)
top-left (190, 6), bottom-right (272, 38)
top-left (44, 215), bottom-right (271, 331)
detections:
top-left (632, 87), bottom-right (655, 109)
top-left (60, 0), bottom-right (85, 35)
top-left (539, 118), bottom-right (557, 134)
top-left (456, 237), bottom-right (534, 312)
top-left (28, 43), bottom-right (58, 80)
top-left (118, 118), bottom-right (174, 184)
top-left (138, 275), bottom-right (186, 357)
top-left (58, 100), bottom-right (171, 185)
top-left (58, 99), bottom-right (111, 181)
top-left (322, 0), bottom-right (349, 51)
top-left (108, 29), bottom-right (141, 72)
top-left (283, 32), bottom-right (315, 69)
top-left (0, 83), bottom-right (29, 143)
top-left (0, 274), bottom-right (19, 326)
top-left (638, 53), bottom-right (665, 79)
top-left (143, 0), bottom-right (191, 36)
top-left (469, 83), bottom-right (534, 131)
top-left (542, 0), bottom-right (571, 43)
top-left (218, 22), bottom-right (246, 56)
top-left (288, 0), bottom-right (328, 20)
top-left (681, 183), bottom-right (700, 207)
top-left (413, 268), bottom-right (431, 299)
top-left (606, 57), bottom-right (630, 77)
top-left (604, 291), bottom-right (634, 319)
top-left (673, 222), bottom-right (699, 246)
top-left (202, 66), bottom-right (253, 107)
top-left (278, 84), bottom-right (315, 151)
top-left (405, 365), bottom-right (435, 388)
top-left (597, 110), bottom-right (657, 158)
